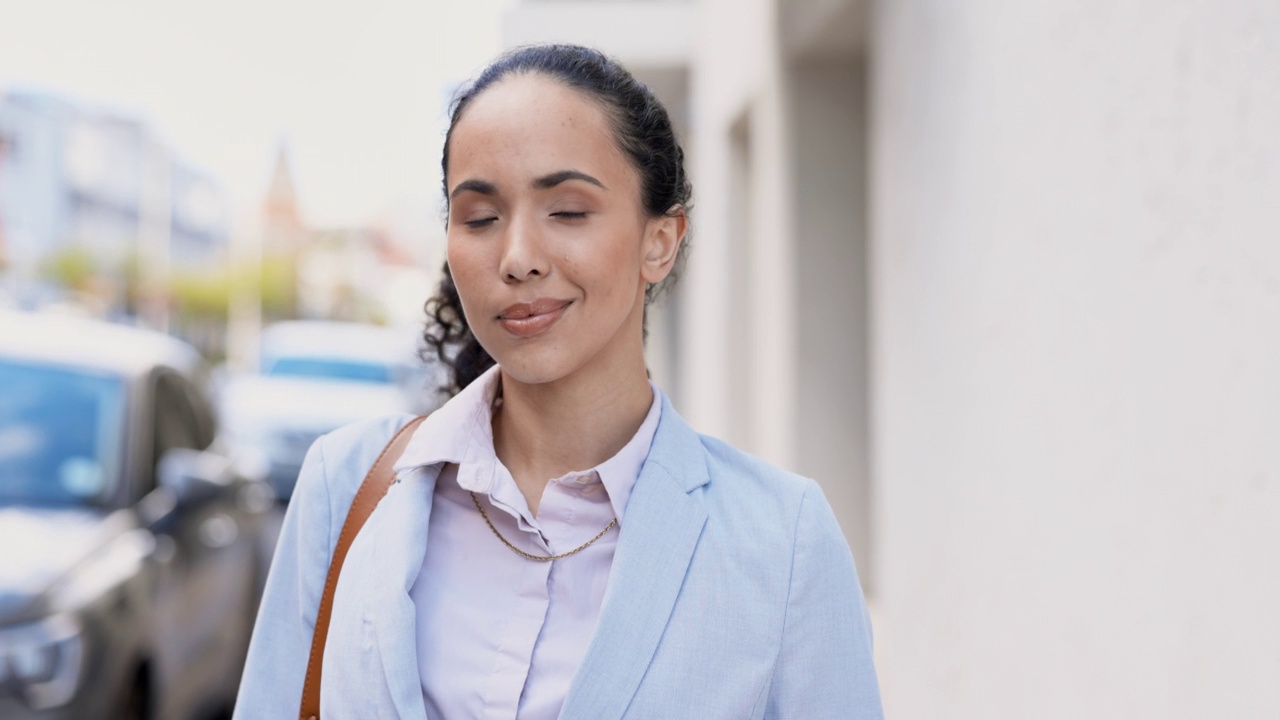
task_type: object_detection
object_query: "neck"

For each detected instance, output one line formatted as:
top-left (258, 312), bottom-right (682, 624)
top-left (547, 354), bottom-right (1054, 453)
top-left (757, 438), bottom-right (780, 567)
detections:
top-left (493, 351), bottom-right (653, 516)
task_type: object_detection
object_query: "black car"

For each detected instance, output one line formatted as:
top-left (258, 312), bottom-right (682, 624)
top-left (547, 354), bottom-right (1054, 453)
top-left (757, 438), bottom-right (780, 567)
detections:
top-left (0, 312), bottom-right (273, 719)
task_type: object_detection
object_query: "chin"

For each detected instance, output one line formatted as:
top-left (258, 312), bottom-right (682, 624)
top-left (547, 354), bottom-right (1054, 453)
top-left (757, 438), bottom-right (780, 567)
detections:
top-left (488, 345), bottom-right (579, 387)
top-left (479, 312), bottom-right (640, 389)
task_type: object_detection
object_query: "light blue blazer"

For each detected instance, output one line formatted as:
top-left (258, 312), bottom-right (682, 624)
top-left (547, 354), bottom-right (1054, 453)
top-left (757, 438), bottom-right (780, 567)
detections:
top-left (233, 396), bottom-right (883, 719)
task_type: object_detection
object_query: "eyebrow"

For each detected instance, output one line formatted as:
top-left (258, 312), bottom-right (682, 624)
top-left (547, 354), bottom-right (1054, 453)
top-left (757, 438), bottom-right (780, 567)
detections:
top-left (532, 169), bottom-right (607, 191)
top-left (449, 179), bottom-right (498, 201)
top-left (448, 170), bottom-right (607, 202)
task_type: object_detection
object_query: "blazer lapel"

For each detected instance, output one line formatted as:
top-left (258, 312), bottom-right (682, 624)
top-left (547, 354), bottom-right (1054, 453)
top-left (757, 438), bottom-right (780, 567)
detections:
top-left (368, 466), bottom-right (440, 719)
top-left (559, 398), bottom-right (710, 720)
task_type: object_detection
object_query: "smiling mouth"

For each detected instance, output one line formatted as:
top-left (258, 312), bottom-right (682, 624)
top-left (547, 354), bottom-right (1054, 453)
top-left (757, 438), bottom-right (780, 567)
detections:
top-left (498, 299), bottom-right (571, 337)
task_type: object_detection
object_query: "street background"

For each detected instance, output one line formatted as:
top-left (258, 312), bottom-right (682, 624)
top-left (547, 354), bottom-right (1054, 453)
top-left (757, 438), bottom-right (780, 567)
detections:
top-left (2, 0), bottom-right (1279, 718)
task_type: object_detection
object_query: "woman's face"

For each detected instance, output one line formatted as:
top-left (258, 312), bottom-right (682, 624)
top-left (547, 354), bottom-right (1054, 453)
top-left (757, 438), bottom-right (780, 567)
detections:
top-left (445, 73), bottom-right (683, 387)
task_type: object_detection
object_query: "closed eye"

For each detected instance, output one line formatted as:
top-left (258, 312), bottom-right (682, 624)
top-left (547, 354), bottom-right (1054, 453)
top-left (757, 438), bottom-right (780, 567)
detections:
top-left (464, 217), bottom-right (498, 229)
top-left (552, 211), bottom-right (588, 220)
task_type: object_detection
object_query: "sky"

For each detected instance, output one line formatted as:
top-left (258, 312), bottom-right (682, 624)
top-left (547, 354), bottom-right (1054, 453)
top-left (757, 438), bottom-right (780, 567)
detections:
top-left (1, 0), bottom-right (509, 229)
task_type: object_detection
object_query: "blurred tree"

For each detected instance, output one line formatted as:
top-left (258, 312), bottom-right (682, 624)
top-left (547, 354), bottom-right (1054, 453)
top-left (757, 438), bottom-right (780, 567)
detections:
top-left (168, 254), bottom-right (297, 325)
top-left (259, 252), bottom-right (298, 320)
top-left (40, 246), bottom-right (98, 293)
top-left (171, 269), bottom-right (230, 322)
top-left (117, 249), bottom-right (143, 317)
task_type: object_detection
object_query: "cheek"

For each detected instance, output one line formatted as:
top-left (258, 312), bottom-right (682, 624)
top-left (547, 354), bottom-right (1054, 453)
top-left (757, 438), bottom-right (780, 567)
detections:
top-left (573, 223), bottom-right (646, 292)
top-left (446, 238), bottom-right (489, 317)
top-left (567, 251), bottom-right (631, 311)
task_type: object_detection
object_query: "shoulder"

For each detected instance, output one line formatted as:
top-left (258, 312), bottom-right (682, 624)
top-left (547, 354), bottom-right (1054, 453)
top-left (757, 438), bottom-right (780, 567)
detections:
top-left (695, 432), bottom-right (821, 518)
top-left (312, 412), bottom-right (419, 474)
top-left (646, 397), bottom-right (832, 539)
top-left (692, 433), bottom-right (868, 642)
top-left (696, 433), bottom-right (812, 497)
top-left (680, 429), bottom-right (846, 562)
top-left (293, 413), bottom-right (419, 545)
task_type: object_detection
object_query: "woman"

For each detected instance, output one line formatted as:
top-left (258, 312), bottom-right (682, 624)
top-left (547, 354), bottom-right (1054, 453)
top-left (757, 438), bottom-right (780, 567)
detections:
top-left (234, 44), bottom-right (882, 719)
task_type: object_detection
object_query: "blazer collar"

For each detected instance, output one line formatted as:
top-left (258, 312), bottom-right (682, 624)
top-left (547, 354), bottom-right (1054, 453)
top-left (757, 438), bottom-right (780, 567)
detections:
top-left (395, 366), bottom-right (665, 525)
top-left (558, 394), bottom-right (710, 720)
top-left (368, 464), bottom-right (441, 719)
top-left (354, 394), bottom-right (709, 720)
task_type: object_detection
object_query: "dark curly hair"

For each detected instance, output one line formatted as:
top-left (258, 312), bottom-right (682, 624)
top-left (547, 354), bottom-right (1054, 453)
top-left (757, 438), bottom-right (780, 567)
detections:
top-left (423, 44), bottom-right (694, 395)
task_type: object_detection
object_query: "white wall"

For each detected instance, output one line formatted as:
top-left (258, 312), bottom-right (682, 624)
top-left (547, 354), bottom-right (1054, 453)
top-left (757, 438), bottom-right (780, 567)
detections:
top-left (684, 0), bottom-right (798, 465)
top-left (503, 1), bottom-right (694, 69)
top-left (791, 58), bottom-right (872, 584)
top-left (680, 0), bottom-right (878, 581)
top-left (871, 1), bottom-right (1280, 717)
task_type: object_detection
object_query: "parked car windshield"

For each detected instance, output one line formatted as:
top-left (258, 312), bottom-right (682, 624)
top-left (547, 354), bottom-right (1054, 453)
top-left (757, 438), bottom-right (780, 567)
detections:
top-left (264, 356), bottom-right (395, 384)
top-left (0, 358), bottom-right (126, 505)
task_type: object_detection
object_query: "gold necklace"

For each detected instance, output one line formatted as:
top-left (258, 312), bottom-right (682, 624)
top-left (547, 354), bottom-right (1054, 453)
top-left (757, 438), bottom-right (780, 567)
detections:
top-left (469, 491), bottom-right (617, 562)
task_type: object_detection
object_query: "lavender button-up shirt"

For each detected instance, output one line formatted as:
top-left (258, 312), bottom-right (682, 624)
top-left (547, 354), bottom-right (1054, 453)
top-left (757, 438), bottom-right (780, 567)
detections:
top-left (397, 366), bottom-right (661, 720)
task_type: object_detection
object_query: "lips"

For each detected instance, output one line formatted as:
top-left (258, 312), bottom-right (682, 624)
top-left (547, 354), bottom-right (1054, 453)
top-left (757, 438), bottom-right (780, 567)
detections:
top-left (497, 298), bottom-right (571, 337)
top-left (499, 298), bottom-right (571, 320)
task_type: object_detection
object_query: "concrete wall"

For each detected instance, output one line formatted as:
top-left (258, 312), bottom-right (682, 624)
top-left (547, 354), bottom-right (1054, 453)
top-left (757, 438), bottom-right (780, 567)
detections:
top-left (503, 1), bottom-right (694, 69)
top-left (683, 0), bottom-right (795, 461)
top-left (682, 0), bottom-right (876, 580)
top-left (790, 58), bottom-right (872, 586)
top-left (871, 1), bottom-right (1280, 716)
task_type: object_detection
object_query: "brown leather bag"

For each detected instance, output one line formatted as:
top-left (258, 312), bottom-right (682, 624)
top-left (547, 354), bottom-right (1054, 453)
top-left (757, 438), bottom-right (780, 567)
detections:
top-left (298, 415), bottom-right (426, 720)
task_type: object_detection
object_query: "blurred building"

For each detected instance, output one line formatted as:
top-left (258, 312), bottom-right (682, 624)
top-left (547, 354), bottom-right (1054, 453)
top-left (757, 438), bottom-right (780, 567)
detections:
top-left (261, 146), bottom-right (307, 255)
top-left (505, 0), bottom-right (1280, 717)
top-left (0, 88), bottom-right (228, 310)
top-left (232, 146), bottom-right (434, 350)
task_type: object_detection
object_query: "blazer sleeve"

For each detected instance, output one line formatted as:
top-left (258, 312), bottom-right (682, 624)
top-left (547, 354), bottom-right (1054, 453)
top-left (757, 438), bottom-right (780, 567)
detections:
top-left (232, 435), bottom-right (335, 720)
top-left (763, 480), bottom-right (884, 719)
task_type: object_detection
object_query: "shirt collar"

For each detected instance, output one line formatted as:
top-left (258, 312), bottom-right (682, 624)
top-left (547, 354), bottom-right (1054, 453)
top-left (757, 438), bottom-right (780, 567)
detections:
top-left (393, 363), bottom-right (501, 476)
top-left (590, 386), bottom-right (661, 522)
top-left (393, 365), bottom-right (663, 522)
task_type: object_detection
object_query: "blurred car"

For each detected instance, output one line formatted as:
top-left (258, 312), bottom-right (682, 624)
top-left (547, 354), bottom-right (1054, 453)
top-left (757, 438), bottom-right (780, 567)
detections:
top-left (217, 320), bottom-right (444, 501)
top-left (0, 311), bottom-right (273, 720)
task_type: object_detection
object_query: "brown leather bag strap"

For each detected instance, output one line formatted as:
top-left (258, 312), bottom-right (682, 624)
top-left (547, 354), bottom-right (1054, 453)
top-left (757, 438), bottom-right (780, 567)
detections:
top-left (299, 415), bottom-right (427, 720)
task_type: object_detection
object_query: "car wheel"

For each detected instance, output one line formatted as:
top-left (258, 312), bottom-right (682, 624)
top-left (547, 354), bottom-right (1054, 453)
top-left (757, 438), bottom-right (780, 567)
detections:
top-left (118, 675), bottom-right (150, 720)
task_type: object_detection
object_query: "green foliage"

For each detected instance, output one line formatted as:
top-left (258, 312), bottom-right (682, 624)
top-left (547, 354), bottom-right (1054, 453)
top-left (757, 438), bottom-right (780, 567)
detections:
top-left (171, 269), bottom-right (231, 321)
top-left (117, 250), bottom-right (143, 315)
top-left (37, 243), bottom-right (303, 335)
top-left (259, 253), bottom-right (297, 319)
top-left (169, 253), bottom-right (298, 323)
top-left (40, 246), bottom-right (98, 292)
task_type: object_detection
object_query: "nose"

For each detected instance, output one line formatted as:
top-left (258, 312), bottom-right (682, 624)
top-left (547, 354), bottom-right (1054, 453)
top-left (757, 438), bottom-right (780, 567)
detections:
top-left (498, 213), bottom-right (550, 283)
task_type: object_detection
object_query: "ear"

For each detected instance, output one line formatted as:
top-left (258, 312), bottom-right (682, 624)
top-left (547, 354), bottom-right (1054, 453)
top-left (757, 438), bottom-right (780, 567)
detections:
top-left (640, 207), bottom-right (688, 285)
